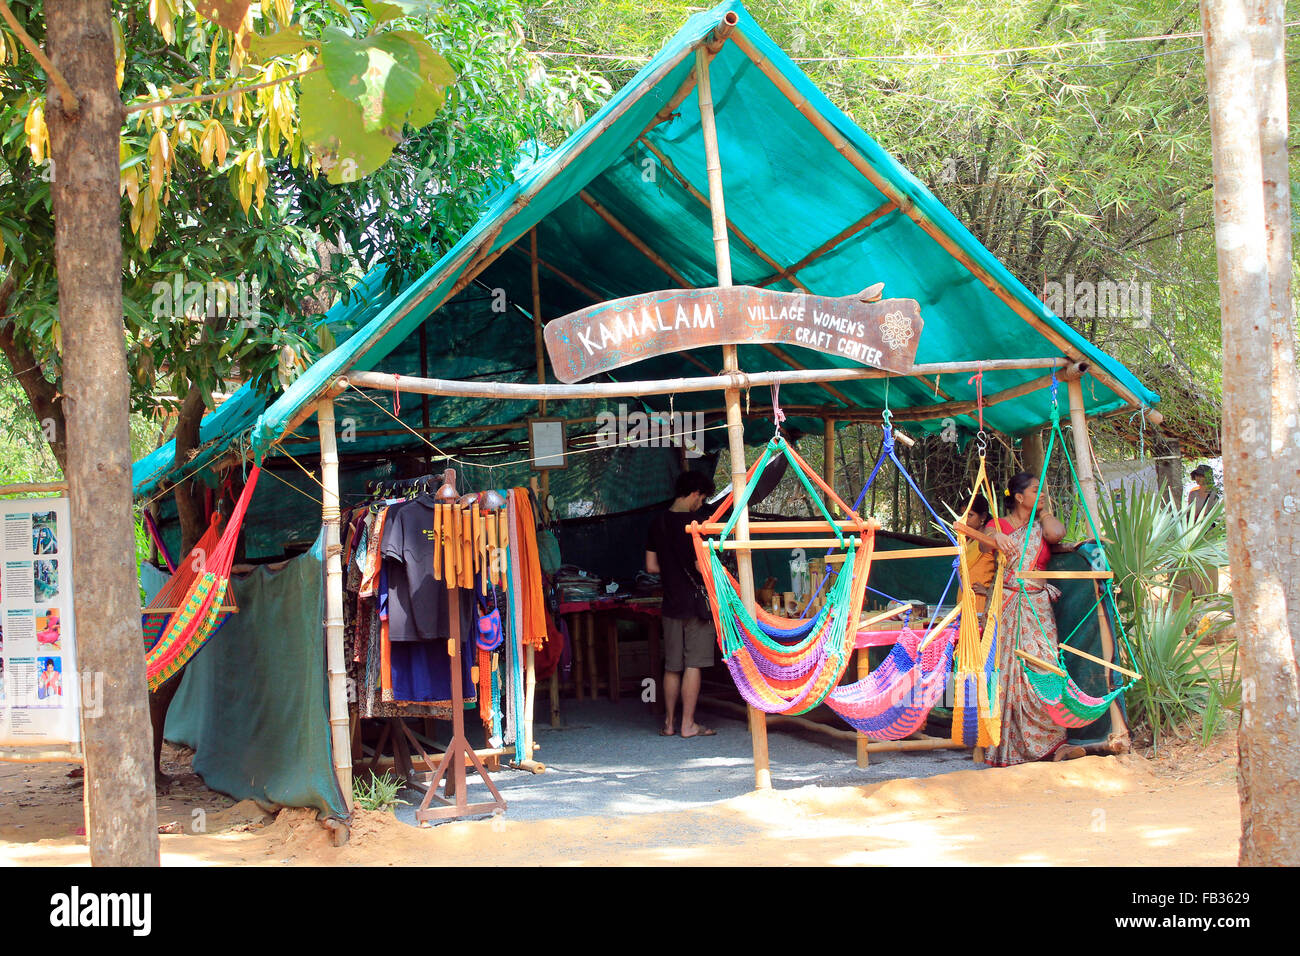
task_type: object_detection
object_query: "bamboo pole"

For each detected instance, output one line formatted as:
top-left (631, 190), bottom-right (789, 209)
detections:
top-left (316, 399), bottom-right (353, 814)
top-left (1092, 578), bottom-right (1132, 751)
top-left (855, 649), bottom-right (870, 767)
top-left (524, 645), bottom-right (537, 762)
top-left (826, 545), bottom-right (960, 562)
top-left (698, 695), bottom-right (965, 751)
top-left (694, 519), bottom-right (874, 533)
top-left (696, 43), bottom-right (770, 792)
top-left (823, 418), bottom-right (837, 516)
top-left (339, 357), bottom-right (1069, 404)
top-left (728, 28), bottom-right (1152, 420)
top-left (917, 604), bottom-right (962, 652)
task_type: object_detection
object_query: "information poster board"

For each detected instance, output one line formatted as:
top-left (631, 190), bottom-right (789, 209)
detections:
top-left (0, 497), bottom-right (80, 750)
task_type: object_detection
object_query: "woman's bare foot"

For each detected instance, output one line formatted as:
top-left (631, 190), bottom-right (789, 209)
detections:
top-left (1052, 744), bottom-right (1087, 761)
top-left (680, 723), bottom-right (716, 738)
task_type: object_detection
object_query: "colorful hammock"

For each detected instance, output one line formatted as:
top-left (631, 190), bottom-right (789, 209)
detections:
top-left (951, 450), bottom-right (1005, 748)
top-left (142, 467), bottom-right (261, 691)
top-left (825, 624), bottom-right (957, 739)
top-left (800, 415), bottom-right (967, 737)
top-left (691, 435), bottom-right (874, 716)
top-left (1011, 378), bottom-right (1139, 725)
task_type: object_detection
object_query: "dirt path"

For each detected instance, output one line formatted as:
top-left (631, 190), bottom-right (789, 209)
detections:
top-left (0, 736), bottom-right (1238, 866)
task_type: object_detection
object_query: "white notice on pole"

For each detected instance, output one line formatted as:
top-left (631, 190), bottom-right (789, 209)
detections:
top-left (0, 497), bottom-right (80, 753)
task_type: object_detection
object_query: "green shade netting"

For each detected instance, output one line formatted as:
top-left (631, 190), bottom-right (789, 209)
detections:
top-left (154, 532), bottom-right (347, 818)
top-left (133, 0), bottom-right (1157, 505)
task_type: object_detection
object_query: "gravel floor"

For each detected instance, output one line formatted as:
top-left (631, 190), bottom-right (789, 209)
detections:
top-left (394, 698), bottom-right (984, 825)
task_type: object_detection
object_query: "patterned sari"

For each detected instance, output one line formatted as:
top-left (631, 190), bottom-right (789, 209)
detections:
top-left (983, 520), bottom-right (1067, 766)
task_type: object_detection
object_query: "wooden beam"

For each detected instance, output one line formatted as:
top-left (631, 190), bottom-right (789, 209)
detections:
top-left (729, 28), bottom-right (1149, 416)
top-left (761, 343), bottom-right (853, 405)
top-left (579, 189), bottom-right (691, 287)
top-left (340, 357), bottom-right (1069, 403)
top-left (1059, 641), bottom-right (1141, 680)
top-left (756, 200), bottom-right (897, 288)
top-left (530, 228), bottom-right (547, 417)
top-left (885, 365), bottom-right (1085, 424)
top-left (0, 480), bottom-right (68, 495)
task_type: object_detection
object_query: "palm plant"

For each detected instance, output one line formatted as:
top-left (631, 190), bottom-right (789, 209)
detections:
top-left (1098, 484), bottom-right (1236, 749)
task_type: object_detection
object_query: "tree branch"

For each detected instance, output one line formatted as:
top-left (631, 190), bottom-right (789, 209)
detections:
top-left (0, 274), bottom-right (67, 472)
top-left (124, 65), bottom-right (320, 114)
top-left (0, 0), bottom-right (79, 115)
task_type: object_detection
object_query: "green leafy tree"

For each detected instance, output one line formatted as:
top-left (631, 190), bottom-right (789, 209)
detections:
top-left (1, 0), bottom-right (606, 549)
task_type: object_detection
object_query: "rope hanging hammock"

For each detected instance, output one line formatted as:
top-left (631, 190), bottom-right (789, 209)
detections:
top-left (817, 411), bottom-right (961, 740)
top-left (691, 434), bottom-right (874, 716)
top-left (142, 466), bottom-right (262, 691)
top-left (950, 370), bottom-right (1005, 748)
top-left (1012, 377), bottom-right (1141, 727)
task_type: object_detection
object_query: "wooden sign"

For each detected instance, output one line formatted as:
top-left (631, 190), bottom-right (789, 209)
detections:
top-left (543, 286), bottom-right (923, 383)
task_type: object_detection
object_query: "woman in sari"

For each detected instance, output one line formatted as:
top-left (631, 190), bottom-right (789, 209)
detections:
top-left (983, 472), bottom-right (1086, 766)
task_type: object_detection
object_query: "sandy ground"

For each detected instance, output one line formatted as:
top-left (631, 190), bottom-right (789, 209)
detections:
top-left (0, 729), bottom-right (1239, 866)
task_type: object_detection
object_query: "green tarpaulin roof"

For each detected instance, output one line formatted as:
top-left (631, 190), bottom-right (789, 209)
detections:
top-left (134, 0), bottom-right (1157, 500)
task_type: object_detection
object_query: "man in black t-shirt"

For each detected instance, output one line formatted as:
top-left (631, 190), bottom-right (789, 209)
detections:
top-left (646, 470), bottom-right (716, 738)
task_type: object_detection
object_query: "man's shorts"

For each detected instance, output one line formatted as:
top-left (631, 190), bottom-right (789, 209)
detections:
top-left (663, 615), bottom-right (715, 671)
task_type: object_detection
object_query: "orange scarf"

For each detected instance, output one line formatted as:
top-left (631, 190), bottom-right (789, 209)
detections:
top-left (511, 488), bottom-right (549, 648)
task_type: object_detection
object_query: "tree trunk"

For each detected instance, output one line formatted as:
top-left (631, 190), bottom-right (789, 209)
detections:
top-left (173, 383), bottom-right (209, 555)
top-left (1021, 427), bottom-right (1045, 479)
top-left (45, 0), bottom-right (159, 865)
top-left (1248, 0), bottom-right (1300, 665)
top-left (1200, 0), bottom-right (1300, 867)
top-left (0, 276), bottom-right (68, 473)
top-left (1150, 432), bottom-right (1182, 505)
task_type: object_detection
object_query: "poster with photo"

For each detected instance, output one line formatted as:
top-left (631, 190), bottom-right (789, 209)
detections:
top-left (0, 497), bottom-right (78, 749)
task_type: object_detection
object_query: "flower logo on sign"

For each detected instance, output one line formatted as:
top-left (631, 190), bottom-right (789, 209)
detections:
top-left (880, 311), bottom-right (914, 351)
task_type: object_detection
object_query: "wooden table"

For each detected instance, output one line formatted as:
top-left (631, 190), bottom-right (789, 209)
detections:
top-left (556, 598), bottom-right (663, 722)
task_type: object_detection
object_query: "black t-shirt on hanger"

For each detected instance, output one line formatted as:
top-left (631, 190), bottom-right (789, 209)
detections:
top-left (380, 498), bottom-right (476, 642)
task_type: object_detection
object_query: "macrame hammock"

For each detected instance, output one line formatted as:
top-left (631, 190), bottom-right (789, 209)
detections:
top-left (690, 435), bottom-right (874, 716)
top-left (141, 466), bottom-right (262, 691)
top-left (950, 371), bottom-right (1005, 748)
top-left (1011, 378), bottom-right (1140, 727)
top-left (812, 411), bottom-right (961, 740)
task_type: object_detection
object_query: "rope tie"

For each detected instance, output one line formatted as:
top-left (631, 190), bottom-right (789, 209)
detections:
top-left (770, 383), bottom-right (786, 431)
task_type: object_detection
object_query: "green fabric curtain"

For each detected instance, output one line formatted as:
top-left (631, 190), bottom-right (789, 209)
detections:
top-left (161, 532), bottom-right (347, 818)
